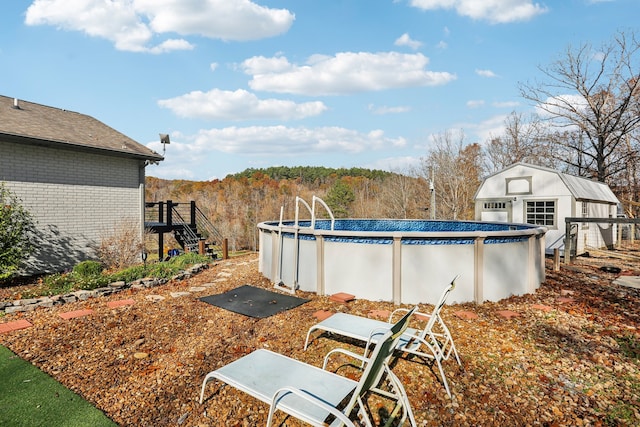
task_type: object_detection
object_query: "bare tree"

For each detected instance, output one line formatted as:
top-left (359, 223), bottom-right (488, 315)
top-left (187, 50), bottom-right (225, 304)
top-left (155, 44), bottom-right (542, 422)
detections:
top-left (484, 111), bottom-right (558, 173)
top-left (519, 30), bottom-right (640, 182)
top-left (419, 130), bottom-right (482, 220)
top-left (379, 170), bottom-right (426, 219)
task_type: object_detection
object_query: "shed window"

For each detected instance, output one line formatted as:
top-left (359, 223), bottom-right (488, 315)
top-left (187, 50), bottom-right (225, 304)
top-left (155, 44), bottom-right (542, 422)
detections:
top-left (483, 202), bottom-right (506, 210)
top-left (526, 201), bottom-right (556, 226)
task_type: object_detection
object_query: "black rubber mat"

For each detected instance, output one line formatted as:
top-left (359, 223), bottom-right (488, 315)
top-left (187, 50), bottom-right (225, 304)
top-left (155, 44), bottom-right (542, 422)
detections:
top-left (199, 285), bottom-right (309, 318)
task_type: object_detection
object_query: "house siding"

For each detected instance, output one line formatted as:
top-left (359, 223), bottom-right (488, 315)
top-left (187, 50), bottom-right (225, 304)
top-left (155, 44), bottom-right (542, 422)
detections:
top-left (1, 139), bottom-right (144, 274)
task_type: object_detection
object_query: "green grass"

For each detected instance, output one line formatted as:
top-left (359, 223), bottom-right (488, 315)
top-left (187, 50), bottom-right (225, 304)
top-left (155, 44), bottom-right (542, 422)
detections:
top-left (0, 345), bottom-right (117, 427)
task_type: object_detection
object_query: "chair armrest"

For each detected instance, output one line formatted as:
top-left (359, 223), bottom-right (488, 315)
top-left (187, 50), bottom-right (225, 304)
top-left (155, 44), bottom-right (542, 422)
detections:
top-left (268, 386), bottom-right (356, 427)
top-left (322, 347), bottom-right (369, 370)
top-left (389, 308), bottom-right (431, 323)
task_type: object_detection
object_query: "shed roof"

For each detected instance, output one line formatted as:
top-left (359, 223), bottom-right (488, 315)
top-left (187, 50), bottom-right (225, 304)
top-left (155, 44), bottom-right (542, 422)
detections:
top-left (480, 162), bottom-right (619, 204)
top-left (0, 95), bottom-right (163, 161)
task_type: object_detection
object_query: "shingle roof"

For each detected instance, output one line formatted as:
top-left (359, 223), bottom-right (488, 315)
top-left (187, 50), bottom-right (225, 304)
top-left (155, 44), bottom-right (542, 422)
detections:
top-left (0, 95), bottom-right (163, 161)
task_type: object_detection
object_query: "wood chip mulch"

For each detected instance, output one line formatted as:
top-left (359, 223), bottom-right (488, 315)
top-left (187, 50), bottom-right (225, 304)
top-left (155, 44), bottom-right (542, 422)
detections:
top-left (1, 252), bottom-right (639, 426)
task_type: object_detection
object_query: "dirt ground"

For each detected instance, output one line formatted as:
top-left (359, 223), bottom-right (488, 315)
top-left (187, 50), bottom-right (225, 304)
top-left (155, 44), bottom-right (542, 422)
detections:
top-left (1, 251), bottom-right (639, 426)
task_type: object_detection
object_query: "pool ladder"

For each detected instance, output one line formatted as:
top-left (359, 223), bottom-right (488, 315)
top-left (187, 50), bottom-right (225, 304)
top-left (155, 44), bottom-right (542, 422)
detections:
top-left (274, 196), bottom-right (334, 294)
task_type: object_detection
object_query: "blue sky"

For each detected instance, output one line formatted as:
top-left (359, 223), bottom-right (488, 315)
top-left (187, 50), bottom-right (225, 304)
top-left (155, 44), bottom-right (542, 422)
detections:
top-left (1, 0), bottom-right (637, 181)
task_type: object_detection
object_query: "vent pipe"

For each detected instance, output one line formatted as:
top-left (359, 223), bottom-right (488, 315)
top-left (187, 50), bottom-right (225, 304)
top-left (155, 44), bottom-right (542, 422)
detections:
top-left (12, 98), bottom-right (20, 109)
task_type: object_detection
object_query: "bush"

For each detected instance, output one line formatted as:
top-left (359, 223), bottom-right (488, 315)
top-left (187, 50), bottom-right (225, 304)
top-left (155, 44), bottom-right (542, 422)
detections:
top-left (165, 252), bottom-right (210, 269)
top-left (0, 184), bottom-right (36, 281)
top-left (72, 260), bottom-right (104, 278)
top-left (95, 218), bottom-right (145, 270)
top-left (42, 273), bottom-right (75, 295)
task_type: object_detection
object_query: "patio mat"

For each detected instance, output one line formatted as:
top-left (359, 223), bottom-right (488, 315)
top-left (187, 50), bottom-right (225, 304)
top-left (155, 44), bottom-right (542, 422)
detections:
top-left (199, 285), bottom-right (309, 318)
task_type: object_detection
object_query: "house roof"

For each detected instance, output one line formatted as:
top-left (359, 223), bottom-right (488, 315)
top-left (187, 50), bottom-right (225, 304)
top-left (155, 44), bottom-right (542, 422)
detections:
top-left (479, 162), bottom-right (620, 204)
top-left (0, 95), bottom-right (163, 161)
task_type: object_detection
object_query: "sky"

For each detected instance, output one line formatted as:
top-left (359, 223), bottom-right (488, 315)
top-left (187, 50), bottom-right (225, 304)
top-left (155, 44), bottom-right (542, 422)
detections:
top-left (1, 0), bottom-right (637, 181)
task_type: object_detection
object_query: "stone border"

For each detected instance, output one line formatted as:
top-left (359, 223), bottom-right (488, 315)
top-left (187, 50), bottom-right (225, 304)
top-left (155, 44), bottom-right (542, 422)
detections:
top-left (0, 263), bottom-right (209, 315)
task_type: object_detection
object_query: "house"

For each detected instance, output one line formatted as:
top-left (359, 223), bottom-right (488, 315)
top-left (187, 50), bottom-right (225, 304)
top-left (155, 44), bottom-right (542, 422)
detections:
top-left (0, 95), bottom-right (163, 275)
top-left (474, 163), bottom-right (619, 255)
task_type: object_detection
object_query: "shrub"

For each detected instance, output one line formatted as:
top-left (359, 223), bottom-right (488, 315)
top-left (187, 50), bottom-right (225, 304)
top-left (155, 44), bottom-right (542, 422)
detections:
top-left (165, 253), bottom-right (210, 269)
top-left (0, 184), bottom-right (36, 281)
top-left (42, 273), bottom-right (75, 295)
top-left (109, 265), bottom-right (149, 283)
top-left (95, 218), bottom-right (145, 270)
top-left (72, 260), bottom-right (104, 278)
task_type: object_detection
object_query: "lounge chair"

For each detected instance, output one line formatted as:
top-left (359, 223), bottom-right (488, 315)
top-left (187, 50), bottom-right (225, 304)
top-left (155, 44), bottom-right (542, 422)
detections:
top-left (199, 307), bottom-right (418, 426)
top-left (304, 276), bottom-right (461, 399)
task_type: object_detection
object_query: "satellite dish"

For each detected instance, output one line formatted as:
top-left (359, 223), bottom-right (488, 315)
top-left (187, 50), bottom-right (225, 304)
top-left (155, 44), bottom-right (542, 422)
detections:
top-left (159, 133), bottom-right (170, 155)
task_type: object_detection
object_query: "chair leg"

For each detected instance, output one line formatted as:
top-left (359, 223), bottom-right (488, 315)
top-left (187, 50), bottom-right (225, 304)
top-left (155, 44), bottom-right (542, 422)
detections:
top-left (199, 374), bottom-right (212, 404)
top-left (451, 340), bottom-right (462, 366)
top-left (435, 358), bottom-right (452, 399)
top-left (303, 327), bottom-right (318, 350)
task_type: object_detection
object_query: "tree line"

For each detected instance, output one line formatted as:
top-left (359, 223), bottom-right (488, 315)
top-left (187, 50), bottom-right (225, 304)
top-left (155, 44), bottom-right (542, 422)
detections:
top-left (146, 29), bottom-right (640, 251)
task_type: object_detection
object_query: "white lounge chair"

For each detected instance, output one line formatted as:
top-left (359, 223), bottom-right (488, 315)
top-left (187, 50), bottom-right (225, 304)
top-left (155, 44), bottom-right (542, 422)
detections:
top-left (199, 307), bottom-right (418, 426)
top-left (304, 276), bottom-right (461, 399)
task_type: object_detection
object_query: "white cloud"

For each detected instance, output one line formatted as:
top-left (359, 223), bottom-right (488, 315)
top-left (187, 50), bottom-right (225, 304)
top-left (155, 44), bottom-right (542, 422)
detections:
top-left (368, 104), bottom-right (411, 115)
top-left (475, 69), bottom-right (498, 78)
top-left (535, 94), bottom-right (587, 121)
top-left (466, 114), bottom-right (509, 142)
top-left (395, 33), bottom-right (423, 50)
top-left (243, 52), bottom-right (456, 96)
top-left (408, 0), bottom-right (548, 23)
top-left (158, 89), bottom-right (327, 121)
top-left (148, 38), bottom-right (195, 54)
top-left (366, 156), bottom-right (421, 172)
top-left (492, 101), bottom-right (520, 108)
top-left (187, 125), bottom-right (406, 156)
top-left (25, 0), bottom-right (294, 53)
top-left (467, 100), bottom-right (485, 108)
top-left (136, 0), bottom-right (294, 41)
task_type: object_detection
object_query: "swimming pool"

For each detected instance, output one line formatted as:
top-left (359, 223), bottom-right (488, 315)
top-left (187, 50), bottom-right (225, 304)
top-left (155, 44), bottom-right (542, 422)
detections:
top-left (257, 199), bottom-right (547, 304)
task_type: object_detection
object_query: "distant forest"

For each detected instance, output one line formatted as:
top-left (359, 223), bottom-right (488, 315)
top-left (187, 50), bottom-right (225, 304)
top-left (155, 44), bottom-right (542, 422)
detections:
top-left (145, 166), bottom-right (442, 252)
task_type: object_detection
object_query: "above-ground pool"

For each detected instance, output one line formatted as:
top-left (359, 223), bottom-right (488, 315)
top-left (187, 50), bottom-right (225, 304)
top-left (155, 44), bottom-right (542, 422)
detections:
top-left (258, 214), bottom-right (547, 304)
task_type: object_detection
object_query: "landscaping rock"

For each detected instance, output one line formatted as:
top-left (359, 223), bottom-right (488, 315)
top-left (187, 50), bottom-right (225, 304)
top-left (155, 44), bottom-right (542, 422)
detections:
top-left (73, 290), bottom-right (94, 301)
top-left (109, 281), bottom-right (127, 289)
top-left (1, 265), bottom-right (201, 315)
top-left (4, 305), bottom-right (28, 314)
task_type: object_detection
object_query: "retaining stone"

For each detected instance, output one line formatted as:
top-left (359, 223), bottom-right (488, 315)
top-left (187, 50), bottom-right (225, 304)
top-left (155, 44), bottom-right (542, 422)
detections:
top-left (1, 264), bottom-right (208, 315)
top-left (5, 305), bottom-right (28, 314)
top-left (109, 281), bottom-right (127, 289)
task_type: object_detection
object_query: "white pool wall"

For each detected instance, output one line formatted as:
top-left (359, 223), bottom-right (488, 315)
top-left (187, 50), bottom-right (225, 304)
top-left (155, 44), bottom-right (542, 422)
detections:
top-left (258, 220), bottom-right (547, 304)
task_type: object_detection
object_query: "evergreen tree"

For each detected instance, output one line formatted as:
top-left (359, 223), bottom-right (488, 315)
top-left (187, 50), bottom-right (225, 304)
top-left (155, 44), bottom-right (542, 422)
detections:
top-left (325, 180), bottom-right (355, 218)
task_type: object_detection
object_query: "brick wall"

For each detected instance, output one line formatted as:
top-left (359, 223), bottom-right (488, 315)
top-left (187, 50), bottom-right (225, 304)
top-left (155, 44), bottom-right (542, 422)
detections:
top-left (0, 140), bottom-right (146, 275)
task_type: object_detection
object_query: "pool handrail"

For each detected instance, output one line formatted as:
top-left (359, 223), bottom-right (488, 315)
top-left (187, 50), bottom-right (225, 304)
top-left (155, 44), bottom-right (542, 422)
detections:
top-left (311, 196), bottom-right (335, 231)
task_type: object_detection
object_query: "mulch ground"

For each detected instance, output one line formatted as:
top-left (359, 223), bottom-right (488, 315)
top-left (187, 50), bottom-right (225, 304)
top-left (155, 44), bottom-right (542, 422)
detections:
top-left (1, 252), bottom-right (639, 426)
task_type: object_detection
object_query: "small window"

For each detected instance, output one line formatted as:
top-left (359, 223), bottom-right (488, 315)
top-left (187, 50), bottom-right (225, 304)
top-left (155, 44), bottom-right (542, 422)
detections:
top-left (526, 200), bottom-right (556, 227)
top-left (483, 202), bottom-right (506, 210)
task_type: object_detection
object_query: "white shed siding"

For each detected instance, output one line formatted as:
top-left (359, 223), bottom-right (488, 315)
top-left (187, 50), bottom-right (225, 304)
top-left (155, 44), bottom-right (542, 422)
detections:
top-left (475, 163), bottom-right (619, 255)
top-left (0, 139), bottom-right (144, 274)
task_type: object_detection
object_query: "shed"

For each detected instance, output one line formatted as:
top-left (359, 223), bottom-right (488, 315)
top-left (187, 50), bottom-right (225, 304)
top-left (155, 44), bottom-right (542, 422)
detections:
top-left (0, 95), bottom-right (163, 275)
top-left (474, 163), bottom-right (619, 255)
